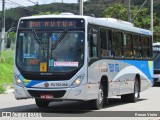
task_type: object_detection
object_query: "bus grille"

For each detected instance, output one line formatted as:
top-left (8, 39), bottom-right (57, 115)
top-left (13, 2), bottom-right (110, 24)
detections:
top-left (154, 78), bottom-right (158, 82)
top-left (27, 90), bottom-right (66, 98)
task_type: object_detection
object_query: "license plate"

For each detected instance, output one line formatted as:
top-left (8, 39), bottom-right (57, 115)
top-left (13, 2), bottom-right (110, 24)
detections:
top-left (40, 94), bottom-right (53, 99)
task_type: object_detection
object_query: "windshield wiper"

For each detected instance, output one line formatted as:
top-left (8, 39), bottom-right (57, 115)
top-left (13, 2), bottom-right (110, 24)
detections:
top-left (51, 29), bottom-right (68, 50)
top-left (32, 30), bottom-right (42, 44)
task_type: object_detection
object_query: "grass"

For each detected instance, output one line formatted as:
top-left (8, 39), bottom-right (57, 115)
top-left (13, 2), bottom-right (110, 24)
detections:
top-left (0, 49), bottom-right (14, 85)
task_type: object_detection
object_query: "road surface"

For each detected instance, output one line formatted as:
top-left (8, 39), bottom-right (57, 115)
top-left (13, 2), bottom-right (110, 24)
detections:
top-left (0, 86), bottom-right (160, 120)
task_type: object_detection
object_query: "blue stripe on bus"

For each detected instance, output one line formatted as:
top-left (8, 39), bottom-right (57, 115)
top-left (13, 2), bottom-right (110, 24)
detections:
top-left (122, 60), bottom-right (153, 81)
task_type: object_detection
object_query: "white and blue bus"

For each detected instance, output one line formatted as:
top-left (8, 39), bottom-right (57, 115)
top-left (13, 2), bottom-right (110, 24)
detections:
top-left (153, 43), bottom-right (160, 85)
top-left (14, 13), bottom-right (153, 110)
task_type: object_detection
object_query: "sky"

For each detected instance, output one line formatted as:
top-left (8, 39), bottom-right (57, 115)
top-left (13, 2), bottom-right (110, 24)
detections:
top-left (0, 0), bottom-right (87, 10)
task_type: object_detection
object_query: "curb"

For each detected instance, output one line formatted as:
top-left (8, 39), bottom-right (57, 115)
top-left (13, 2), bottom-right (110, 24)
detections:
top-left (6, 89), bottom-right (14, 94)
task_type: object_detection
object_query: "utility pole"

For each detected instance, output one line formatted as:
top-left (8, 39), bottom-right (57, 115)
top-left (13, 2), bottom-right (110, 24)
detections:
top-left (0, 0), bottom-right (5, 56)
top-left (151, 0), bottom-right (153, 41)
top-left (128, 0), bottom-right (131, 22)
top-left (80, 0), bottom-right (83, 15)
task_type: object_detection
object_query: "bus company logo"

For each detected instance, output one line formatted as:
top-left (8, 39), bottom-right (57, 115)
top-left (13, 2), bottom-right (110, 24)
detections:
top-left (44, 82), bottom-right (49, 87)
top-left (2, 112), bottom-right (12, 117)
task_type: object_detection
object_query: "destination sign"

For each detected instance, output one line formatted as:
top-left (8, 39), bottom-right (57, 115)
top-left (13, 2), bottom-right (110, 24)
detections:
top-left (19, 19), bottom-right (84, 29)
top-left (153, 46), bottom-right (160, 52)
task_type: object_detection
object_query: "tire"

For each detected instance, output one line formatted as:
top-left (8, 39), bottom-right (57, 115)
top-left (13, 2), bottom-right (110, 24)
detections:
top-left (35, 99), bottom-right (50, 108)
top-left (121, 78), bottom-right (140, 103)
top-left (90, 84), bottom-right (104, 110)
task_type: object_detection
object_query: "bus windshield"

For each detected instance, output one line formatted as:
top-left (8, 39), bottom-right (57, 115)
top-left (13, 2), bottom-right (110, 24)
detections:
top-left (153, 45), bottom-right (160, 71)
top-left (154, 53), bottom-right (160, 71)
top-left (16, 30), bottom-right (84, 73)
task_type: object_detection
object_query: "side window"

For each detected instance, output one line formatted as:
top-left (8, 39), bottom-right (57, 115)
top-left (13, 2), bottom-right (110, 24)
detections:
top-left (133, 35), bottom-right (142, 58)
top-left (113, 31), bottom-right (123, 57)
top-left (100, 28), bottom-right (112, 57)
top-left (142, 36), bottom-right (150, 59)
top-left (91, 33), bottom-right (98, 57)
top-left (124, 33), bottom-right (133, 58)
top-left (89, 28), bottom-right (98, 58)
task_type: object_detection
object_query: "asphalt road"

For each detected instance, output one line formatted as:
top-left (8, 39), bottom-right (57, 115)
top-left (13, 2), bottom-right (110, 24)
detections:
top-left (0, 86), bottom-right (160, 120)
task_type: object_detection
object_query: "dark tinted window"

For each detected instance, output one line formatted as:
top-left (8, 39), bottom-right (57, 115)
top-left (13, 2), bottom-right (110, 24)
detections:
top-left (124, 33), bottom-right (133, 58)
top-left (142, 36), bottom-right (150, 59)
top-left (133, 35), bottom-right (142, 58)
top-left (113, 31), bottom-right (123, 57)
top-left (100, 29), bottom-right (112, 57)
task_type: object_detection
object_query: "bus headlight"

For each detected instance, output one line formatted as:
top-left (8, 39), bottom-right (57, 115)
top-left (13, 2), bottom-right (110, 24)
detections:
top-left (14, 74), bottom-right (25, 87)
top-left (16, 78), bottom-right (22, 84)
top-left (70, 75), bottom-right (84, 88)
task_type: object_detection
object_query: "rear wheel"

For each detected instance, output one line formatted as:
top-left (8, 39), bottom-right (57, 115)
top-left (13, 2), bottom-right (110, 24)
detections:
top-left (35, 99), bottom-right (50, 108)
top-left (90, 84), bottom-right (104, 110)
top-left (121, 78), bottom-right (140, 102)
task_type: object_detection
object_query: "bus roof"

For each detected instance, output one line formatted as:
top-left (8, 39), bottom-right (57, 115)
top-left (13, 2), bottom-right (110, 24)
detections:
top-left (153, 43), bottom-right (160, 46)
top-left (20, 14), bottom-right (152, 36)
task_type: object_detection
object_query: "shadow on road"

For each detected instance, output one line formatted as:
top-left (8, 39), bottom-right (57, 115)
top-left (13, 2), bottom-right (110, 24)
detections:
top-left (0, 98), bottom-right (147, 113)
top-left (153, 83), bottom-right (160, 87)
top-left (102, 98), bottom-right (146, 109)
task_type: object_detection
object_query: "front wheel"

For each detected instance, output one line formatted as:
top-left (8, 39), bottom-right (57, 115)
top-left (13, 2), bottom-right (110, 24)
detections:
top-left (89, 84), bottom-right (104, 110)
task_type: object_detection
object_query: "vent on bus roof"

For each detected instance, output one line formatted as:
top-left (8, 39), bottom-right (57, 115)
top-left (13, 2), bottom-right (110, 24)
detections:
top-left (107, 18), bottom-right (134, 26)
top-left (60, 12), bottom-right (75, 15)
top-left (98, 18), bottom-right (134, 26)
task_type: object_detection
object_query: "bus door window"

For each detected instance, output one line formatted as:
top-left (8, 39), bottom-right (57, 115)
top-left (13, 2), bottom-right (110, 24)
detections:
top-left (113, 31), bottom-right (123, 57)
top-left (100, 28), bottom-right (112, 57)
top-left (123, 33), bottom-right (133, 58)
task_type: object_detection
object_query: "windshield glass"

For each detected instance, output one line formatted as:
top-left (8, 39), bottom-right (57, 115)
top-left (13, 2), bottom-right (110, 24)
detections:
top-left (16, 30), bottom-right (84, 73)
top-left (153, 52), bottom-right (160, 71)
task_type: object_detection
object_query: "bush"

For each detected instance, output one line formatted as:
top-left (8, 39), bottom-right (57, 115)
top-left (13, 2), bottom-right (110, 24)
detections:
top-left (0, 57), bottom-right (6, 63)
top-left (0, 85), bottom-right (6, 94)
top-left (0, 50), bottom-right (14, 84)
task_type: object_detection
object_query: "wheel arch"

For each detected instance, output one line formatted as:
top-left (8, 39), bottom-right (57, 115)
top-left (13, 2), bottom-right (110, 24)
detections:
top-left (100, 75), bottom-right (109, 97)
top-left (135, 74), bottom-right (141, 92)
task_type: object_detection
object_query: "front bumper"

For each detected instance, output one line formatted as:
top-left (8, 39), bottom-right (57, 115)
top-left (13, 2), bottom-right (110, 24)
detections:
top-left (153, 74), bottom-right (160, 83)
top-left (14, 83), bottom-right (98, 101)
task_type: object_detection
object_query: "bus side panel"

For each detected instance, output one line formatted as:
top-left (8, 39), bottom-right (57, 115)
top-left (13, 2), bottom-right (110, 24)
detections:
top-left (123, 60), bottom-right (153, 92)
top-left (88, 59), bottom-right (153, 99)
top-left (119, 60), bottom-right (134, 95)
top-left (140, 60), bottom-right (153, 91)
top-left (87, 60), bottom-right (100, 100)
top-left (99, 60), bottom-right (121, 96)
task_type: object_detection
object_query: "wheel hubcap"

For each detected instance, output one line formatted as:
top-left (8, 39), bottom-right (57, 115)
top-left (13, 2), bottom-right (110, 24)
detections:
top-left (97, 87), bottom-right (103, 105)
top-left (135, 82), bottom-right (139, 98)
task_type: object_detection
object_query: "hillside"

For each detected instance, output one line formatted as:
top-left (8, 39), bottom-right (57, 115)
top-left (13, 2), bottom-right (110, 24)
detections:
top-left (0, 0), bottom-right (160, 31)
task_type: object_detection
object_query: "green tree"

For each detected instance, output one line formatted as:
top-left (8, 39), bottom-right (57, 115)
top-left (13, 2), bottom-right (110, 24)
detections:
top-left (131, 6), bottom-right (150, 29)
top-left (102, 3), bottom-right (151, 29)
top-left (102, 3), bottom-right (128, 21)
top-left (8, 32), bottom-right (16, 43)
top-left (102, 3), bottom-right (160, 42)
